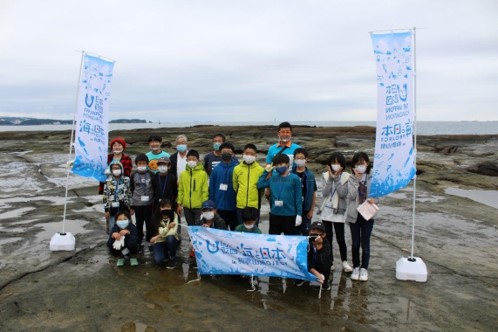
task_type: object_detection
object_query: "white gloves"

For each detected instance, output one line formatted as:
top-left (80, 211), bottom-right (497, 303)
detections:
top-left (295, 215), bottom-right (302, 227)
top-left (113, 236), bottom-right (125, 250)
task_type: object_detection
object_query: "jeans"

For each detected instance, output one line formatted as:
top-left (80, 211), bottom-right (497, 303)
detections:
top-left (323, 221), bottom-right (348, 264)
top-left (152, 236), bottom-right (179, 265)
top-left (349, 214), bottom-right (374, 269)
top-left (183, 207), bottom-right (202, 226)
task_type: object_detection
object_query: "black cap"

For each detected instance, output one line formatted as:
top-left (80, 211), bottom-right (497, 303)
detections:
top-left (310, 221), bottom-right (325, 233)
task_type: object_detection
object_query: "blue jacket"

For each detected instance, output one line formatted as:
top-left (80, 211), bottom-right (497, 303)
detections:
top-left (209, 159), bottom-right (238, 211)
top-left (257, 171), bottom-right (303, 217)
top-left (291, 166), bottom-right (317, 213)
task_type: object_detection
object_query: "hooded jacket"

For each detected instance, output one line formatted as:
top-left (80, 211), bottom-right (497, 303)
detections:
top-left (291, 165), bottom-right (317, 213)
top-left (103, 160), bottom-right (132, 213)
top-left (177, 163), bottom-right (209, 209)
top-left (209, 159), bottom-right (238, 211)
top-left (233, 161), bottom-right (264, 209)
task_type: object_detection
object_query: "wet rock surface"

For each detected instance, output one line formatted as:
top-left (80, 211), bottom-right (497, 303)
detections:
top-left (0, 126), bottom-right (497, 331)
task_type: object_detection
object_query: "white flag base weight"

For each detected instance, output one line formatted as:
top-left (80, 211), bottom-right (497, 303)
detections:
top-left (50, 232), bottom-right (76, 251)
top-left (396, 256), bottom-right (428, 282)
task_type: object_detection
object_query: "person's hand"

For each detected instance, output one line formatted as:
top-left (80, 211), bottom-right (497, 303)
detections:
top-left (168, 222), bottom-right (176, 229)
top-left (129, 209), bottom-right (135, 216)
top-left (176, 205), bottom-right (182, 216)
top-left (112, 232), bottom-right (122, 240)
top-left (295, 215), bottom-right (302, 227)
top-left (367, 198), bottom-right (377, 204)
top-left (326, 165), bottom-right (334, 179)
top-left (264, 188), bottom-right (271, 201)
top-left (318, 274), bottom-right (325, 284)
top-left (306, 210), bottom-right (313, 220)
top-left (265, 164), bottom-right (273, 172)
top-left (119, 229), bottom-right (129, 236)
top-left (150, 235), bottom-right (158, 244)
top-left (104, 212), bottom-right (110, 221)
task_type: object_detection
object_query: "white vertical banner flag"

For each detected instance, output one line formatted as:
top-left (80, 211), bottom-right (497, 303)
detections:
top-left (370, 30), bottom-right (416, 198)
top-left (72, 53), bottom-right (114, 182)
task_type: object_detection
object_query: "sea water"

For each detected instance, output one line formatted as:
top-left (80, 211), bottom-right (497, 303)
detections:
top-left (0, 121), bottom-right (497, 135)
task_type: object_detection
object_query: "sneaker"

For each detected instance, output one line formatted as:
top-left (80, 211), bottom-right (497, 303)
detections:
top-left (294, 280), bottom-right (305, 287)
top-left (116, 258), bottom-right (125, 267)
top-left (342, 261), bottom-right (353, 273)
top-left (166, 259), bottom-right (176, 270)
top-left (359, 268), bottom-right (368, 281)
top-left (351, 267), bottom-right (360, 281)
top-left (130, 258), bottom-right (139, 267)
top-left (323, 281), bottom-right (331, 291)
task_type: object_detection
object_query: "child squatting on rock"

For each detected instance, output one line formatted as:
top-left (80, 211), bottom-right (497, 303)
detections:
top-left (106, 210), bottom-right (139, 267)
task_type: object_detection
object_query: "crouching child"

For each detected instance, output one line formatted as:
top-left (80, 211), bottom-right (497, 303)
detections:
top-left (234, 207), bottom-right (262, 234)
top-left (149, 199), bottom-right (180, 269)
top-left (106, 211), bottom-right (139, 267)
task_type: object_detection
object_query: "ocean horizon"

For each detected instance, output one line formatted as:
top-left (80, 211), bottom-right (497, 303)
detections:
top-left (0, 120), bottom-right (497, 136)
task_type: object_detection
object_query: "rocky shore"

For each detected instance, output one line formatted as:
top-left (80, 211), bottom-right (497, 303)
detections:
top-left (0, 125), bottom-right (497, 331)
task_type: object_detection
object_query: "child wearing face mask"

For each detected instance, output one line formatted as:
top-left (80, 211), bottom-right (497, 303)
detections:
top-left (152, 157), bottom-right (178, 212)
top-left (320, 152), bottom-right (353, 273)
top-left (149, 199), bottom-right (180, 269)
top-left (233, 143), bottom-right (264, 225)
top-left (291, 148), bottom-right (317, 235)
top-left (257, 154), bottom-right (303, 235)
top-left (146, 135), bottom-right (170, 174)
top-left (107, 210), bottom-right (139, 267)
top-left (234, 207), bottom-right (262, 233)
top-left (103, 160), bottom-right (132, 234)
top-left (130, 154), bottom-right (155, 251)
top-left (346, 151), bottom-right (377, 282)
top-left (98, 137), bottom-right (133, 194)
top-left (200, 200), bottom-right (228, 230)
top-left (177, 150), bottom-right (209, 227)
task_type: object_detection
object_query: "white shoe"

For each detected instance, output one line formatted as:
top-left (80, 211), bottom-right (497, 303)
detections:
top-left (351, 267), bottom-right (360, 281)
top-left (359, 268), bottom-right (368, 281)
top-left (342, 261), bottom-right (353, 273)
top-left (330, 264), bottom-right (335, 271)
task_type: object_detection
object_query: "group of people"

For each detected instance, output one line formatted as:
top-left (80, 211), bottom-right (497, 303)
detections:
top-left (101, 122), bottom-right (377, 289)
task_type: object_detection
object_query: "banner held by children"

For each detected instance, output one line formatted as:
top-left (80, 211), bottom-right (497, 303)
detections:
top-left (188, 226), bottom-right (317, 281)
top-left (72, 53), bottom-right (115, 182)
top-left (370, 30), bottom-right (416, 197)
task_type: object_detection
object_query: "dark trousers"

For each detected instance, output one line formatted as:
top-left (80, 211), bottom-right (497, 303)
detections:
top-left (236, 208), bottom-right (260, 227)
top-left (349, 214), bottom-right (374, 269)
top-left (152, 236), bottom-right (179, 265)
top-left (134, 204), bottom-right (154, 244)
top-left (183, 207), bottom-right (202, 226)
top-left (269, 214), bottom-right (296, 235)
top-left (299, 211), bottom-right (312, 235)
top-left (107, 238), bottom-right (138, 257)
top-left (324, 221), bottom-right (348, 264)
top-left (218, 210), bottom-right (238, 231)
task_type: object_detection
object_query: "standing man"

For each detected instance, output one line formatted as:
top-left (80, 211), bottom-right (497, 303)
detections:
top-left (169, 134), bottom-right (189, 180)
top-left (203, 133), bottom-right (225, 176)
top-left (265, 122), bottom-right (301, 167)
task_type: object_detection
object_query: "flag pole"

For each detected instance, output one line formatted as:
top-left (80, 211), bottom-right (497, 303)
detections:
top-left (49, 51), bottom-right (84, 251)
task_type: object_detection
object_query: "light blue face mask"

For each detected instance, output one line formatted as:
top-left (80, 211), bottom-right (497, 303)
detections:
top-left (176, 144), bottom-right (187, 152)
top-left (117, 219), bottom-right (129, 229)
top-left (213, 143), bottom-right (221, 151)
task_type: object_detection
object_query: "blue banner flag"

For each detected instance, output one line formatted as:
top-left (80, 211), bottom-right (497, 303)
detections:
top-left (72, 53), bottom-right (114, 182)
top-left (188, 226), bottom-right (317, 281)
top-left (370, 30), bottom-right (416, 197)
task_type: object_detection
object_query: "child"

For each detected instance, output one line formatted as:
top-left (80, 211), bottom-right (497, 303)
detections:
top-left (302, 221), bottom-right (332, 289)
top-left (233, 143), bottom-right (264, 225)
top-left (103, 161), bottom-right (132, 233)
top-left (146, 135), bottom-right (170, 173)
top-left (106, 210), bottom-right (139, 267)
top-left (130, 153), bottom-right (155, 250)
top-left (320, 152), bottom-right (353, 273)
top-left (346, 151), bottom-right (377, 282)
top-left (257, 154), bottom-right (302, 235)
top-left (234, 207), bottom-right (262, 233)
top-left (176, 150), bottom-right (209, 226)
top-left (291, 148), bottom-right (317, 235)
top-left (149, 199), bottom-right (179, 269)
top-left (200, 200), bottom-right (228, 230)
top-left (209, 142), bottom-right (239, 230)
top-left (152, 157), bottom-right (178, 211)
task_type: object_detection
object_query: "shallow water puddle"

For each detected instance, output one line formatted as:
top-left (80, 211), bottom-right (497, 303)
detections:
top-left (445, 188), bottom-right (498, 209)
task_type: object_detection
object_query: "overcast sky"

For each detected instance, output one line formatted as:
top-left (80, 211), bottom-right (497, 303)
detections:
top-left (1, 0), bottom-right (497, 123)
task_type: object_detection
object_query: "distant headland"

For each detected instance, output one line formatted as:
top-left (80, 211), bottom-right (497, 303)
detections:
top-left (0, 117), bottom-right (147, 126)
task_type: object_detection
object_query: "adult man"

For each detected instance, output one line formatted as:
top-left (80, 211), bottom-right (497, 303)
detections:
top-left (265, 122), bottom-right (301, 167)
top-left (169, 134), bottom-right (189, 180)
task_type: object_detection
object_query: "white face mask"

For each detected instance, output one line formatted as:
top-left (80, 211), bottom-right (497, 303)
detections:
top-left (202, 211), bottom-right (215, 220)
top-left (158, 165), bottom-right (169, 174)
top-left (187, 161), bottom-right (197, 168)
top-left (331, 164), bottom-right (342, 172)
top-left (137, 166), bottom-right (147, 173)
top-left (279, 135), bottom-right (291, 143)
top-left (295, 159), bottom-right (306, 167)
top-left (244, 223), bottom-right (255, 229)
top-left (355, 164), bottom-right (367, 174)
top-left (113, 149), bottom-right (123, 154)
top-left (243, 154), bottom-right (256, 164)
top-left (112, 169), bottom-right (122, 176)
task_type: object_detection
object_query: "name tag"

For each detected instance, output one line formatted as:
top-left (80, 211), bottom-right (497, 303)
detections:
top-left (141, 195), bottom-right (149, 202)
top-left (111, 202), bottom-right (120, 208)
top-left (219, 183), bottom-right (228, 191)
top-left (275, 200), bottom-right (284, 207)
